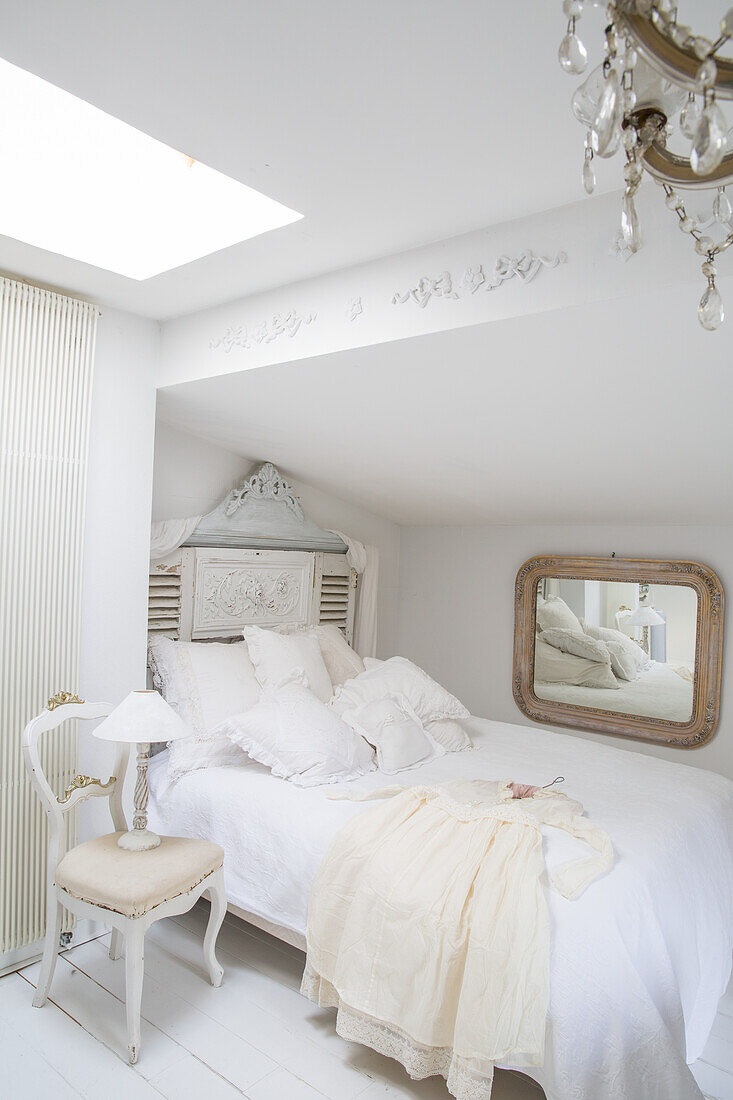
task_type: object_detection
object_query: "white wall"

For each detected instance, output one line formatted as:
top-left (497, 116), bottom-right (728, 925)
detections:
top-left (79, 307), bottom-right (160, 838)
top-left (152, 420), bottom-right (402, 656)
top-left (395, 524), bottom-right (733, 779)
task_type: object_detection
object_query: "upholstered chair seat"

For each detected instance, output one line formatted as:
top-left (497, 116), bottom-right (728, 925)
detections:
top-left (23, 696), bottom-right (228, 1065)
top-left (55, 834), bottom-right (224, 919)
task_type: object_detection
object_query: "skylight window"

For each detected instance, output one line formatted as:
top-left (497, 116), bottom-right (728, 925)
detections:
top-left (0, 58), bottom-right (302, 280)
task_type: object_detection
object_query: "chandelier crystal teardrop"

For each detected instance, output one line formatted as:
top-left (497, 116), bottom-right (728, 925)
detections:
top-left (558, 2), bottom-right (733, 331)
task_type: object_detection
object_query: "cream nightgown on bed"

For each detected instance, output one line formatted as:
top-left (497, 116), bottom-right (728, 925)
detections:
top-left (301, 779), bottom-right (613, 1100)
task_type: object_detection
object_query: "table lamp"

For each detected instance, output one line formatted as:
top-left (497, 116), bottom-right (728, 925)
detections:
top-left (626, 604), bottom-right (665, 656)
top-left (93, 690), bottom-right (190, 851)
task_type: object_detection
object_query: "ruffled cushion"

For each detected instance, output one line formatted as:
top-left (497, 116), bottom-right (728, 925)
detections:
top-left (217, 683), bottom-right (375, 787)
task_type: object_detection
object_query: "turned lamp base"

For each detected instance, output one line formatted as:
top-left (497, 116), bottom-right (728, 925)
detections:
top-left (116, 739), bottom-right (161, 852)
top-left (118, 827), bottom-right (161, 852)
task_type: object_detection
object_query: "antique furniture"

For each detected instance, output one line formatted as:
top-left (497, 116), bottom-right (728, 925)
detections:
top-left (22, 695), bottom-right (227, 1064)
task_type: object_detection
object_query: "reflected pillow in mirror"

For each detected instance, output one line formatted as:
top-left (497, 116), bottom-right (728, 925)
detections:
top-left (604, 639), bottom-right (638, 681)
top-left (580, 621), bottom-right (651, 672)
top-left (536, 595), bottom-right (583, 634)
top-left (534, 636), bottom-right (619, 689)
top-left (540, 627), bottom-right (611, 665)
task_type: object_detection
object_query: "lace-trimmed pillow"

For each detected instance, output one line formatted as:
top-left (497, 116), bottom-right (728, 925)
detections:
top-left (331, 657), bottom-right (471, 749)
top-left (147, 637), bottom-right (260, 781)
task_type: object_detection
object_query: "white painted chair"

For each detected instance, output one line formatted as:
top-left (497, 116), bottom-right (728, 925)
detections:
top-left (22, 695), bottom-right (227, 1064)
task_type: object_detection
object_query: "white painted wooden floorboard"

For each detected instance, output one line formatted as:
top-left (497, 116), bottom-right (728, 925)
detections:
top-left (21, 956), bottom-right (186, 1081)
top-left (0, 970), bottom-right (162, 1099)
top-left (67, 937), bottom-right (277, 1094)
top-left (150, 1052), bottom-right (252, 1100)
top-left (4, 908), bottom-right (730, 1100)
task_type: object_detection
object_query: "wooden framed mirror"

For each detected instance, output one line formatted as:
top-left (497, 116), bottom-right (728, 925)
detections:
top-left (513, 556), bottom-right (724, 747)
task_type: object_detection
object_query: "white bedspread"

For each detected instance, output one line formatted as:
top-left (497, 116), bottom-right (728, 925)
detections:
top-left (535, 660), bottom-right (694, 721)
top-left (148, 717), bottom-right (733, 1100)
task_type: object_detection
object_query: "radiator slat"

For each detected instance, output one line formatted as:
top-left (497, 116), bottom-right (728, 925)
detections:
top-left (0, 279), bottom-right (97, 956)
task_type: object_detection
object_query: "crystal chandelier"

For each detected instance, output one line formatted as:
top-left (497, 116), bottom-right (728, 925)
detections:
top-left (558, 2), bottom-right (733, 330)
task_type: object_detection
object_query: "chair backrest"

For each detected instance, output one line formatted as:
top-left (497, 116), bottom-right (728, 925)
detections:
top-left (22, 696), bottom-right (130, 873)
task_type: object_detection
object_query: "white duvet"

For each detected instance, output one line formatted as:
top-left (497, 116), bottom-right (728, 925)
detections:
top-left (148, 717), bottom-right (733, 1100)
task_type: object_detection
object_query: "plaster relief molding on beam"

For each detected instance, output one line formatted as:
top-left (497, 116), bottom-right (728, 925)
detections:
top-left (392, 271), bottom-right (458, 309)
top-left (392, 250), bottom-right (567, 309)
top-left (482, 250), bottom-right (568, 291)
top-left (346, 296), bottom-right (363, 322)
top-left (210, 309), bottom-right (317, 352)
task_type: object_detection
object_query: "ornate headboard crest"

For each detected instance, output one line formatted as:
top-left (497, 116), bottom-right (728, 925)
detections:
top-left (223, 462), bottom-right (303, 520)
top-left (185, 461), bottom-right (346, 554)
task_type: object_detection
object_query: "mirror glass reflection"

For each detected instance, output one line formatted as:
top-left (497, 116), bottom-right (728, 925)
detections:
top-left (533, 578), bottom-right (697, 722)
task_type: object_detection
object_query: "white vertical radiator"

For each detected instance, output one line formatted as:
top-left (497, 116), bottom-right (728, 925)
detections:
top-left (0, 278), bottom-right (97, 960)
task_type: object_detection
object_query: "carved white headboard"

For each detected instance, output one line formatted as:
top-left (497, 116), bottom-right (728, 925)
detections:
top-left (149, 546), bottom-right (357, 644)
top-left (149, 463), bottom-right (359, 644)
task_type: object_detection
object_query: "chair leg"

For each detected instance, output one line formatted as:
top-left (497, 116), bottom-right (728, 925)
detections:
top-left (124, 924), bottom-right (145, 1064)
top-left (203, 869), bottom-right (226, 987)
top-left (109, 928), bottom-right (123, 961)
top-left (33, 899), bottom-right (63, 1008)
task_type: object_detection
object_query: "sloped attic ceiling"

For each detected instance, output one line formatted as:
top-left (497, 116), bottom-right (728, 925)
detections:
top-left (157, 290), bottom-right (733, 528)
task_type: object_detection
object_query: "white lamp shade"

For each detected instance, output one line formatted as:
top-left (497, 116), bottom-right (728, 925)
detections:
top-left (626, 606), bottom-right (665, 628)
top-left (92, 690), bottom-right (190, 744)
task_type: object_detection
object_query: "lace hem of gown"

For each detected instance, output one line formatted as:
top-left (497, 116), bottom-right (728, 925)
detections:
top-left (301, 963), bottom-right (496, 1100)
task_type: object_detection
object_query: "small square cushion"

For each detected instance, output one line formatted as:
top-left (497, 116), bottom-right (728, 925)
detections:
top-left (340, 694), bottom-right (446, 774)
top-left (55, 833), bottom-right (224, 919)
top-left (244, 626), bottom-right (333, 702)
top-left (276, 623), bottom-right (365, 687)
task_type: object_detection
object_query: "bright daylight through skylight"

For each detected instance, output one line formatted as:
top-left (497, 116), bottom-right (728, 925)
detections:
top-left (0, 58), bottom-right (302, 280)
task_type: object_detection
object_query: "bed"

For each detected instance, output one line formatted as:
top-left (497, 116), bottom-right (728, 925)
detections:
top-left (147, 487), bottom-right (732, 1100)
top-left (147, 713), bottom-right (733, 1100)
top-left (535, 659), bottom-right (695, 721)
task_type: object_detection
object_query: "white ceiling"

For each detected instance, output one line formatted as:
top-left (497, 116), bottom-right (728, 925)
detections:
top-left (0, 0), bottom-right (636, 320)
top-left (157, 290), bottom-right (733, 527)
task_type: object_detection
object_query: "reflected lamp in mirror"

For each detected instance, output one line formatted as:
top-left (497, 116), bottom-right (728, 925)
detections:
top-left (514, 556), bottom-right (724, 747)
top-left (626, 604), bottom-right (665, 656)
top-left (93, 690), bottom-right (189, 851)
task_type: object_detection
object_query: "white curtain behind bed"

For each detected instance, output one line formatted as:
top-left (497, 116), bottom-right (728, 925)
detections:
top-left (328, 531), bottom-right (378, 658)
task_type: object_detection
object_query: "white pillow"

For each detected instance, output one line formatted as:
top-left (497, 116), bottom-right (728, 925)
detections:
top-left (216, 683), bottom-right (375, 787)
top-left (540, 627), bottom-right (611, 665)
top-left (244, 626), bottom-right (333, 703)
top-left (534, 636), bottom-right (619, 690)
top-left (425, 718), bottom-right (472, 752)
top-left (147, 638), bottom-right (260, 781)
top-left (604, 639), bottom-right (638, 682)
top-left (275, 623), bottom-right (365, 687)
top-left (331, 656), bottom-right (470, 729)
top-left (536, 595), bottom-right (583, 634)
top-left (341, 694), bottom-right (445, 774)
top-left (580, 621), bottom-right (650, 672)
